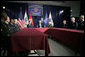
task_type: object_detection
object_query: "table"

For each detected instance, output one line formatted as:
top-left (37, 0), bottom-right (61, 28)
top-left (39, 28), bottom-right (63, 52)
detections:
top-left (35, 28), bottom-right (49, 33)
top-left (10, 28), bottom-right (84, 56)
top-left (10, 28), bottom-right (50, 56)
top-left (44, 28), bottom-right (84, 55)
top-left (44, 28), bottom-right (84, 48)
top-left (34, 28), bottom-right (84, 49)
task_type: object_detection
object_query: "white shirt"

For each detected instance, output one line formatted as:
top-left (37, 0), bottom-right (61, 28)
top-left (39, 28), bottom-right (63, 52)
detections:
top-left (39, 24), bottom-right (42, 28)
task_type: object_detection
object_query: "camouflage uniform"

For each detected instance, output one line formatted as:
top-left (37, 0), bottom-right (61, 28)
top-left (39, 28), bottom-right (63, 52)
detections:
top-left (1, 21), bottom-right (11, 50)
top-left (14, 24), bottom-right (20, 32)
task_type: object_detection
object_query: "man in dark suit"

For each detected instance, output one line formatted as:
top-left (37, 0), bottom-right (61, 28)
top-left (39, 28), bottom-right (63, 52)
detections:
top-left (62, 20), bottom-right (68, 28)
top-left (78, 15), bottom-right (84, 30)
top-left (41, 18), bottom-right (44, 28)
top-left (27, 20), bottom-right (33, 28)
top-left (47, 22), bottom-right (53, 28)
top-left (37, 19), bottom-right (45, 28)
top-left (70, 17), bottom-right (78, 29)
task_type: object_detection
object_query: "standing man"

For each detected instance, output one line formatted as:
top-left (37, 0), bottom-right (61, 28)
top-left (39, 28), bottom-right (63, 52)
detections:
top-left (1, 15), bottom-right (12, 56)
top-left (1, 12), bottom-right (9, 56)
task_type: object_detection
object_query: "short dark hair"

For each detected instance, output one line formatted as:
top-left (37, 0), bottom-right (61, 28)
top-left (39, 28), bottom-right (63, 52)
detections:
top-left (4, 16), bottom-right (10, 21)
top-left (1, 12), bottom-right (8, 21)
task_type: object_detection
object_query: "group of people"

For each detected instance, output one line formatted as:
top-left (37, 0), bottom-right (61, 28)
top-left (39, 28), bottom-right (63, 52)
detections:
top-left (1, 12), bottom-right (29, 56)
top-left (37, 15), bottom-right (84, 30)
top-left (1, 11), bottom-right (84, 56)
top-left (37, 18), bottom-right (53, 28)
top-left (62, 15), bottom-right (84, 30)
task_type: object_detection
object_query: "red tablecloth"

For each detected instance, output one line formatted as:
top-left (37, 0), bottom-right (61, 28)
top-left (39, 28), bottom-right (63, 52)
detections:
top-left (10, 28), bottom-right (84, 55)
top-left (44, 28), bottom-right (84, 49)
top-left (35, 28), bottom-right (84, 55)
top-left (35, 28), bottom-right (49, 33)
top-left (10, 28), bottom-right (50, 56)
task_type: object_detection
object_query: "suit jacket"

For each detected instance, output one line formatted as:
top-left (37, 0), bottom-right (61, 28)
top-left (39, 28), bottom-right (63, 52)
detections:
top-left (70, 22), bottom-right (78, 29)
top-left (27, 24), bottom-right (33, 28)
top-left (78, 21), bottom-right (84, 30)
top-left (46, 24), bottom-right (53, 28)
top-left (62, 24), bottom-right (68, 28)
top-left (38, 22), bottom-right (44, 28)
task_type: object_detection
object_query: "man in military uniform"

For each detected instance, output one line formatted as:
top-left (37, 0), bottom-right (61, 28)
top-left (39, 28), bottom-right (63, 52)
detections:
top-left (1, 16), bottom-right (12, 56)
top-left (1, 16), bottom-right (11, 36)
top-left (9, 19), bottom-right (16, 33)
top-left (9, 19), bottom-right (20, 34)
top-left (14, 19), bottom-right (20, 32)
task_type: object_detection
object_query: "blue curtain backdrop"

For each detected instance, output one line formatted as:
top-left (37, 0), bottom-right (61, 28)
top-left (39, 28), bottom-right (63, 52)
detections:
top-left (3, 3), bottom-right (70, 28)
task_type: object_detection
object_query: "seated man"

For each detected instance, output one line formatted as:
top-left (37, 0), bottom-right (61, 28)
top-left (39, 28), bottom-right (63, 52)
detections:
top-left (9, 19), bottom-right (16, 33)
top-left (14, 19), bottom-right (20, 32)
top-left (27, 20), bottom-right (33, 28)
top-left (62, 20), bottom-right (68, 28)
top-left (41, 18), bottom-right (44, 28)
top-left (78, 15), bottom-right (84, 30)
top-left (70, 17), bottom-right (78, 29)
top-left (47, 22), bottom-right (53, 28)
top-left (38, 20), bottom-right (42, 28)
